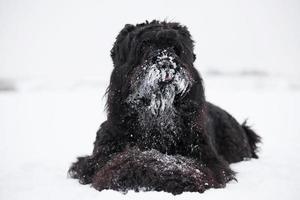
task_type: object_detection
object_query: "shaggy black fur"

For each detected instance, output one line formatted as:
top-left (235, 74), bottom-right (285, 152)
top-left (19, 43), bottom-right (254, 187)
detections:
top-left (68, 20), bottom-right (261, 195)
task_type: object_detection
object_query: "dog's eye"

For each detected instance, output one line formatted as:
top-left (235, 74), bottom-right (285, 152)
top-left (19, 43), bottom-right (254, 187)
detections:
top-left (141, 44), bottom-right (147, 51)
top-left (141, 41), bottom-right (151, 52)
top-left (174, 46), bottom-right (181, 56)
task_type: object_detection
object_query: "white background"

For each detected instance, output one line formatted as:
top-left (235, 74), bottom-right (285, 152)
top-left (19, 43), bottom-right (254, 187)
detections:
top-left (0, 0), bottom-right (299, 80)
top-left (0, 0), bottom-right (299, 199)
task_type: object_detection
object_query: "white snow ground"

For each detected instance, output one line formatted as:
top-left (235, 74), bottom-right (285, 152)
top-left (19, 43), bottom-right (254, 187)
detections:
top-left (0, 74), bottom-right (299, 200)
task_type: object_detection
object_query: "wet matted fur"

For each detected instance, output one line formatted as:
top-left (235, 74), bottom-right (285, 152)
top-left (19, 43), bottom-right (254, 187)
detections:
top-left (68, 20), bottom-right (261, 195)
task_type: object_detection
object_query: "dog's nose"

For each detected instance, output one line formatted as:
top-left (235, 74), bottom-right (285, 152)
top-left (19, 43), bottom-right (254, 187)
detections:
top-left (159, 57), bottom-right (179, 70)
top-left (160, 61), bottom-right (171, 69)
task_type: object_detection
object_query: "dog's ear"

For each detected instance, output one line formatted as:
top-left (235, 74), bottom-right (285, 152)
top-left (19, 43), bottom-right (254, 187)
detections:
top-left (111, 24), bottom-right (136, 67)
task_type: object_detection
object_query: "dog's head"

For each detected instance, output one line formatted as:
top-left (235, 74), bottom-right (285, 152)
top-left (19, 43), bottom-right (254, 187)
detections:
top-left (111, 20), bottom-right (196, 70)
top-left (107, 21), bottom-right (204, 131)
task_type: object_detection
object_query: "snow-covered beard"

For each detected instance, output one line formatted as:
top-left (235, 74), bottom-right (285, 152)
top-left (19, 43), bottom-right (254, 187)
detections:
top-left (127, 50), bottom-right (194, 134)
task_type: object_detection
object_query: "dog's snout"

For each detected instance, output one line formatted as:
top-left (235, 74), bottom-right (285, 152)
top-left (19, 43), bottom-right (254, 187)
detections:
top-left (161, 63), bottom-right (169, 69)
top-left (160, 60), bottom-right (171, 69)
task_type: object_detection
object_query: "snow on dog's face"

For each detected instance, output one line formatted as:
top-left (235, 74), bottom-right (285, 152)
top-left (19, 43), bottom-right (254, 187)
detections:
top-left (127, 48), bottom-right (194, 131)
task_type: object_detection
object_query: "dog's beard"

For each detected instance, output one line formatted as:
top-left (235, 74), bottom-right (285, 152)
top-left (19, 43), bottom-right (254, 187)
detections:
top-left (127, 51), bottom-right (193, 135)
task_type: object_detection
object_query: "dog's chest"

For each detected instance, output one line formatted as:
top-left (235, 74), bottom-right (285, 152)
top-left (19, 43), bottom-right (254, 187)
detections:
top-left (127, 96), bottom-right (187, 153)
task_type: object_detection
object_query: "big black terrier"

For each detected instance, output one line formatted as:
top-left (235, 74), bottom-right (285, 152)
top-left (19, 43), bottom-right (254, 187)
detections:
top-left (68, 20), bottom-right (260, 195)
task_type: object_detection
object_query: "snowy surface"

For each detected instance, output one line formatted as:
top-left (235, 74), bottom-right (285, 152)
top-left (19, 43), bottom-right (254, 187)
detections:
top-left (1, 74), bottom-right (300, 200)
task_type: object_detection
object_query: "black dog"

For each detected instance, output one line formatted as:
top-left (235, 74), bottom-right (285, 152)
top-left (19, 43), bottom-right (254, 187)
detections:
top-left (69, 20), bottom-right (260, 194)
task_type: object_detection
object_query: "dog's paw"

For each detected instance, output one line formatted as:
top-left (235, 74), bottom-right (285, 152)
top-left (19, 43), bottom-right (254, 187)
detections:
top-left (203, 158), bottom-right (236, 188)
top-left (68, 156), bottom-right (98, 184)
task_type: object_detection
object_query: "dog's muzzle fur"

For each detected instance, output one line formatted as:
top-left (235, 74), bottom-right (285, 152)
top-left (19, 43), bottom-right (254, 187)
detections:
top-left (127, 49), bottom-right (193, 133)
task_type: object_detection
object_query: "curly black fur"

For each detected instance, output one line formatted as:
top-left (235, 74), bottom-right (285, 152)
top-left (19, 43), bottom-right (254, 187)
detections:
top-left (68, 20), bottom-right (261, 195)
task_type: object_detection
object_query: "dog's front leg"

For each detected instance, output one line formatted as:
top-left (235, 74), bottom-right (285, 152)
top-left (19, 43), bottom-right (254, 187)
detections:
top-left (189, 130), bottom-right (236, 188)
top-left (68, 121), bottom-right (127, 184)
